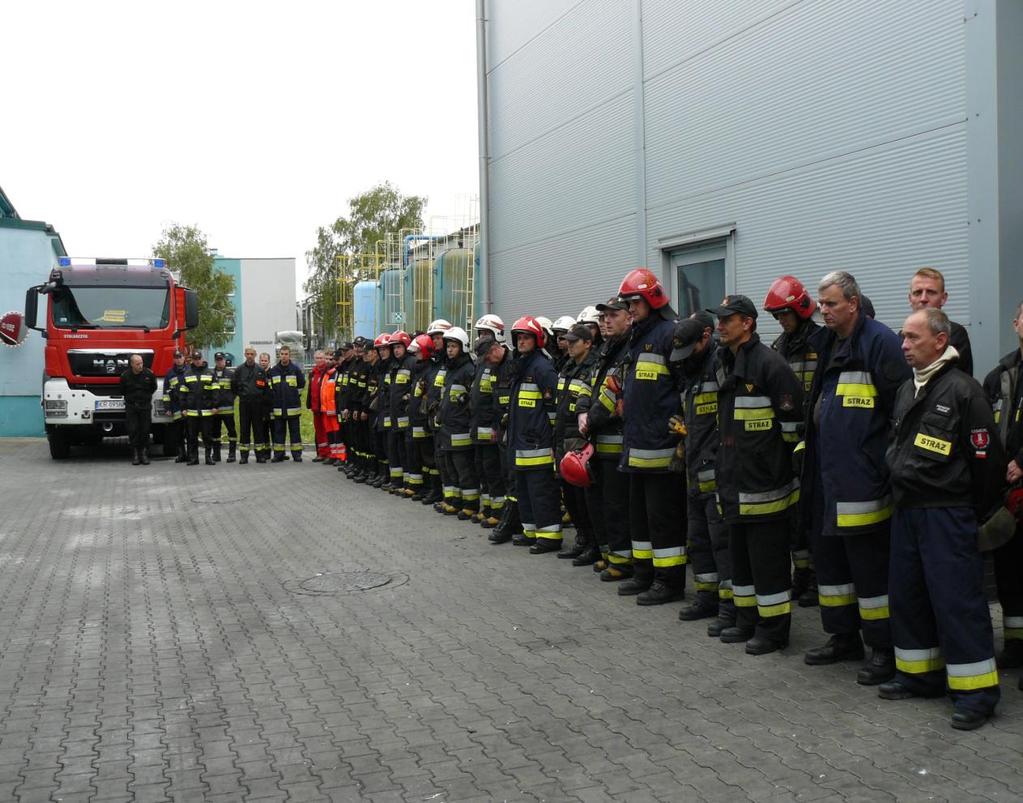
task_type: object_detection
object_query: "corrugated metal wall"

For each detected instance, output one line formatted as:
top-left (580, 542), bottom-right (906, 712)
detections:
top-left (485, 0), bottom-right (970, 333)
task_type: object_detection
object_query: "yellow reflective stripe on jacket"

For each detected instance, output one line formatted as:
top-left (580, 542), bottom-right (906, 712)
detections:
top-left (836, 497), bottom-right (893, 528)
top-left (835, 370), bottom-right (877, 399)
top-left (895, 647), bottom-right (945, 674)
top-left (633, 353), bottom-right (669, 380)
top-left (595, 434), bottom-right (624, 454)
top-left (515, 448), bottom-right (554, 467)
top-left (627, 447), bottom-right (674, 469)
top-left (946, 659), bottom-right (999, 690)
top-left (697, 468), bottom-right (716, 493)
top-left (737, 479), bottom-right (800, 516)
top-left (779, 420), bottom-right (800, 442)
top-left (450, 432), bottom-right (472, 447)
top-left (733, 395), bottom-right (774, 420)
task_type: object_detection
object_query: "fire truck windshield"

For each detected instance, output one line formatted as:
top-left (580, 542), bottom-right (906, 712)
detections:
top-left (51, 286), bottom-right (171, 330)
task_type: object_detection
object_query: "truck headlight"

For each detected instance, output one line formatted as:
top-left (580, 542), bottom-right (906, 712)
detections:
top-left (45, 399), bottom-right (68, 418)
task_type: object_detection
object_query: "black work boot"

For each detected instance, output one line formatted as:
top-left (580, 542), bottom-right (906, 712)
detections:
top-left (637, 577), bottom-right (685, 606)
top-left (857, 648), bottom-right (896, 685)
top-left (255, 452), bottom-right (267, 464)
top-left (239, 451), bottom-right (249, 465)
top-left (205, 447), bottom-right (214, 465)
top-left (707, 608), bottom-right (736, 638)
top-left (679, 598), bottom-right (719, 621)
top-left (212, 443), bottom-right (222, 462)
top-left (804, 633), bottom-right (865, 665)
top-left (227, 443), bottom-right (236, 463)
top-left (187, 446), bottom-right (199, 466)
top-left (291, 451), bottom-right (303, 463)
top-left (489, 502), bottom-right (519, 544)
top-left (131, 448), bottom-right (141, 466)
top-left (140, 448), bottom-right (150, 465)
top-left (618, 563), bottom-right (653, 596)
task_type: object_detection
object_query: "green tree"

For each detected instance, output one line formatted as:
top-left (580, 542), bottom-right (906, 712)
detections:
top-left (304, 182), bottom-right (426, 338)
top-left (153, 223), bottom-right (235, 350)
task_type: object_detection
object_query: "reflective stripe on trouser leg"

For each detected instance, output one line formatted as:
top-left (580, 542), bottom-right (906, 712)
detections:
top-left (450, 449), bottom-right (480, 513)
top-left (993, 527), bottom-right (1023, 641)
top-left (631, 473), bottom-right (685, 587)
top-left (730, 520), bottom-right (792, 644)
top-left (517, 467), bottom-right (561, 544)
top-left (600, 460), bottom-right (632, 565)
top-left (688, 491), bottom-right (721, 603)
top-left (891, 507), bottom-right (1000, 710)
top-left (811, 526), bottom-right (861, 638)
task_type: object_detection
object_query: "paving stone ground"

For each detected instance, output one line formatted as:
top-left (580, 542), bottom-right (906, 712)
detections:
top-left (0, 437), bottom-right (1020, 802)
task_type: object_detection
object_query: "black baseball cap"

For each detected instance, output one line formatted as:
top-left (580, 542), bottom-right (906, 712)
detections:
top-left (353, 336), bottom-right (369, 348)
top-left (339, 341), bottom-right (354, 351)
top-left (191, 350), bottom-right (203, 359)
top-left (172, 350), bottom-right (184, 358)
top-left (670, 318), bottom-right (706, 361)
top-left (708, 294), bottom-right (758, 319)
top-left (563, 324), bottom-right (594, 343)
top-left (214, 351), bottom-right (225, 360)
top-left (596, 296), bottom-right (629, 313)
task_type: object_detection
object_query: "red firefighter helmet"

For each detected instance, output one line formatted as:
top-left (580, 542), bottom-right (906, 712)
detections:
top-left (373, 333), bottom-right (391, 348)
top-left (410, 333), bottom-right (435, 358)
top-left (389, 330), bottom-right (412, 348)
top-left (763, 276), bottom-right (816, 319)
top-left (511, 315), bottom-right (546, 349)
top-left (560, 443), bottom-right (595, 488)
top-left (618, 268), bottom-right (668, 310)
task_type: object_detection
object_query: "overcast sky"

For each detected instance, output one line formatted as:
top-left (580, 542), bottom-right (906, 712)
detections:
top-left (1, 1), bottom-right (480, 293)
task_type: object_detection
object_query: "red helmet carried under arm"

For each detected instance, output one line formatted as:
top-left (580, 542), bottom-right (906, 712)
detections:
top-left (618, 268), bottom-right (669, 310)
top-left (511, 315), bottom-right (546, 350)
top-left (560, 443), bottom-right (595, 488)
top-left (763, 276), bottom-right (816, 319)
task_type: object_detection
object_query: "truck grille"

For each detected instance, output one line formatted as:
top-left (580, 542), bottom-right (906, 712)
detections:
top-left (67, 349), bottom-right (154, 377)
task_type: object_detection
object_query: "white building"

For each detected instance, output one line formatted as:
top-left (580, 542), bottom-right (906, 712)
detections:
top-left (476, 0), bottom-right (1023, 366)
top-left (214, 257), bottom-right (297, 361)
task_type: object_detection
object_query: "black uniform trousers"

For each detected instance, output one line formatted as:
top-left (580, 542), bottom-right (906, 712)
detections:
top-left (402, 432), bottom-right (424, 491)
top-left (443, 448), bottom-right (479, 512)
top-left (890, 507), bottom-right (1000, 714)
top-left (475, 443), bottom-right (506, 515)
top-left (185, 415), bottom-right (212, 457)
top-left (212, 410), bottom-right (237, 448)
top-left (516, 467), bottom-right (562, 545)
top-left (730, 519), bottom-right (792, 645)
top-left (808, 477), bottom-right (892, 649)
top-left (273, 414), bottom-right (302, 456)
top-left (125, 406), bottom-right (151, 451)
top-left (238, 399), bottom-right (268, 456)
top-left (374, 428), bottom-right (388, 475)
top-left (561, 478), bottom-right (594, 548)
top-left (387, 428), bottom-right (406, 484)
top-left (688, 492), bottom-right (733, 615)
top-left (629, 473), bottom-right (685, 588)
top-left (412, 434), bottom-right (437, 489)
top-left (353, 418), bottom-right (373, 473)
top-left (165, 418), bottom-right (184, 458)
top-left (993, 525), bottom-right (1023, 648)
top-left (586, 460), bottom-right (630, 565)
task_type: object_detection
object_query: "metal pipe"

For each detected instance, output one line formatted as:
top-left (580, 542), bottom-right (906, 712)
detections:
top-left (475, 0), bottom-right (492, 312)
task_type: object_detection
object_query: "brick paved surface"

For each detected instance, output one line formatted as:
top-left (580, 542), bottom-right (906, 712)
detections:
top-left (0, 437), bottom-right (1020, 802)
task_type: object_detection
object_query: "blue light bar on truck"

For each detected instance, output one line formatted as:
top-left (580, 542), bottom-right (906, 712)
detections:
top-left (55, 258), bottom-right (168, 269)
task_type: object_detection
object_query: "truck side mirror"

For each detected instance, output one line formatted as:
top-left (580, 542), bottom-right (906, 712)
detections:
top-left (24, 287), bottom-right (44, 332)
top-left (184, 289), bottom-right (199, 329)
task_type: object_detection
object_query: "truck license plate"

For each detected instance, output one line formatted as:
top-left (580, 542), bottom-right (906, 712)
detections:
top-left (95, 399), bottom-right (125, 411)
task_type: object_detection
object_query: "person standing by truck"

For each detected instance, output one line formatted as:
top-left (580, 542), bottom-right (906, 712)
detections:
top-left (180, 350), bottom-right (218, 465)
top-left (119, 353), bottom-right (157, 466)
top-left (233, 346), bottom-right (272, 464)
top-left (162, 350), bottom-right (187, 463)
top-left (211, 351), bottom-right (237, 463)
top-left (269, 346), bottom-right (305, 462)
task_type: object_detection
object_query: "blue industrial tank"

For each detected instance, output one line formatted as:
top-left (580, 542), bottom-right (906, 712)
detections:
top-left (353, 280), bottom-right (380, 341)
top-left (379, 268), bottom-right (405, 331)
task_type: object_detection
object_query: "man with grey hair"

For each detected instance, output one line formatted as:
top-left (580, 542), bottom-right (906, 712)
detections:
top-left (799, 270), bottom-right (910, 684)
top-left (883, 307), bottom-right (1004, 729)
top-left (119, 353), bottom-right (157, 465)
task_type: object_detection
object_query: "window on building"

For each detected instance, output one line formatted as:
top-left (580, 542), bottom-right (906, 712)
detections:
top-left (670, 242), bottom-right (726, 320)
top-left (224, 314), bottom-right (236, 336)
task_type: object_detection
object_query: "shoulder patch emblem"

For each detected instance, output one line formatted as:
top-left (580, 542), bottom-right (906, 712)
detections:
top-left (935, 403), bottom-right (951, 416)
top-left (779, 394), bottom-right (794, 412)
top-left (745, 383), bottom-right (754, 392)
top-left (970, 428), bottom-right (990, 450)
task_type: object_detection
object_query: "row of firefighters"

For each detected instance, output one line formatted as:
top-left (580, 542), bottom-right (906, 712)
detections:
top-left (182, 265), bottom-right (1022, 731)
top-left (160, 346), bottom-right (309, 465)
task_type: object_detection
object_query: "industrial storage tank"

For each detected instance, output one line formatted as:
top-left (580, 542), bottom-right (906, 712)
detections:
top-left (432, 248), bottom-right (474, 330)
top-left (353, 280), bottom-right (380, 341)
top-left (379, 267), bottom-right (405, 330)
top-left (405, 257), bottom-right (434, 334)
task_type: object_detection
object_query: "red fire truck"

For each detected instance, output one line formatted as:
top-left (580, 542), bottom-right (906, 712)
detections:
top-left (24, 257), bottom-right (198, 458)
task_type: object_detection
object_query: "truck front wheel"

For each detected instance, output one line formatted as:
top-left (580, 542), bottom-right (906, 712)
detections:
top-left (47, 427), bottom-right (71, 459)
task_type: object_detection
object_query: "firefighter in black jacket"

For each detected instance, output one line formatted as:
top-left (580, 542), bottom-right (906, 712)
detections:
top-left (472, 332), bottom-right (509, 526)
top-left (982, 299), bottom-right (1023, 671)
top-left (232, 346), bottom-right (272, 464)
top-left (349, 338), bottom-right (375, 483)
top-left (162, 350), bottom-right (187, 463)
top-left (268, 346), bottom-right (305, 462)
top-left (334, 342), bottom-right (354, 473)
top-left (386, 332), bottom-right (415, 493)
top-left (210, 351), bottom-right (237, 463)
top-left (407, 334), bottom-right (440, 502)
top-left (712, 295), bottom-right (804, 654)
top-left (438, 327), bottom-right (479, 518)
top-left (369, 334), bottom-right (393, 487)
top-left (119, 353), bottom-right (157, 466)
top-left (554, 324), bottom-right (600, 564)
top-left (763, 275), bottom-right (822, 607)
top-left (616, 269), bottom-right (687, 605)
top-left (673, 314), bottom-right (734, 634)
top-left (180, 350), bottom-right (218, 465)
top-left (882, 308), bottom-right (1005, 730)
top-left (578, 297), bottom-right (633, 578)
